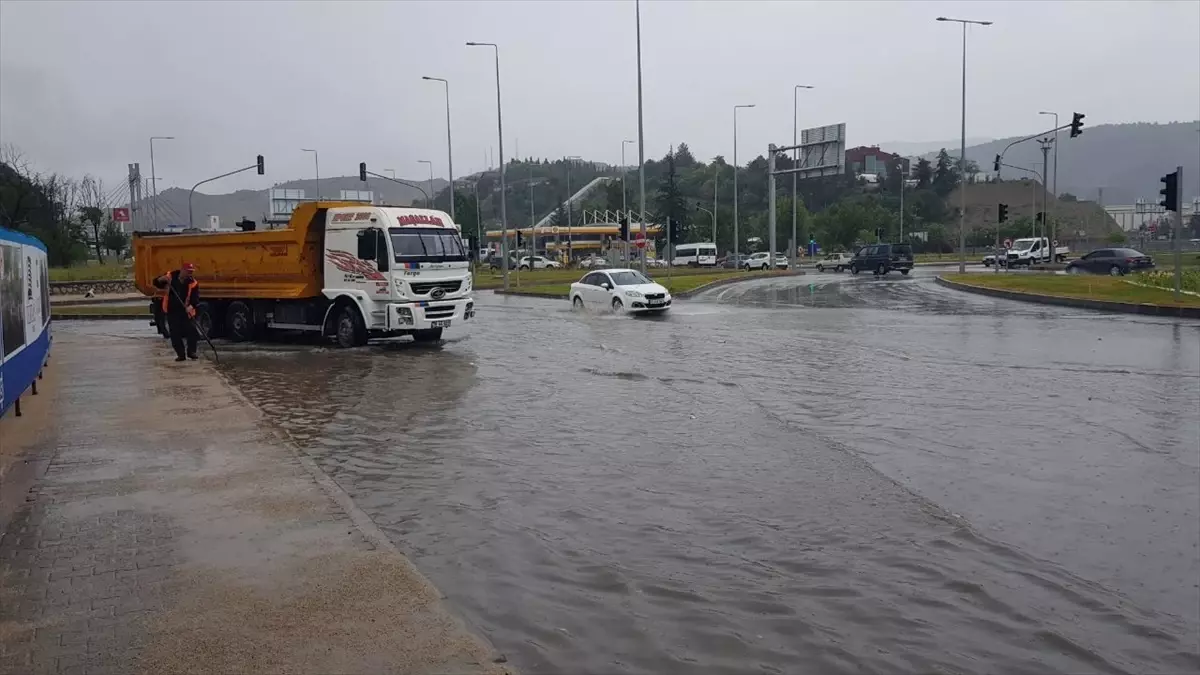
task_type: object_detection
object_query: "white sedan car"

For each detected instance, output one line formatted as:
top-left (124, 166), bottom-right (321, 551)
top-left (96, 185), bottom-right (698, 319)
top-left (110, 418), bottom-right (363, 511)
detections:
top-left (815, 252), bottom-right (854, 272)
top-left (569, 268), bottom-right (672, 314)
top-left (518, 255), bottom-right (562, 270)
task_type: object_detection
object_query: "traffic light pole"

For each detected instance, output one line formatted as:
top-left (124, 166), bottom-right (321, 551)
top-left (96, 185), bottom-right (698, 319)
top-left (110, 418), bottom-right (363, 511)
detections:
top-left (188, 156), bottom-right (265, 229)
top-left (1174, 166), bottom-right (1183, 301)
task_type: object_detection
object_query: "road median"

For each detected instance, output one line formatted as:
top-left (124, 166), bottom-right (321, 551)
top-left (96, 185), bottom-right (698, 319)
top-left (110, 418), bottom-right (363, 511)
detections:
top-left (493, 269), bottom-right (804, 300)
top-left (937, 273), bottom-right (1200, 318)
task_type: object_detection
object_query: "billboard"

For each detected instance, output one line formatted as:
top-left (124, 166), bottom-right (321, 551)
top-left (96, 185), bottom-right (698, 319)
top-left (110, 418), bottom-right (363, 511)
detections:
top-left (0, 227), bottom-right (51, 417)
top-left (268, 188), bottom-right (307, 222)
top-left (796, 123), bottom-right (847, 180)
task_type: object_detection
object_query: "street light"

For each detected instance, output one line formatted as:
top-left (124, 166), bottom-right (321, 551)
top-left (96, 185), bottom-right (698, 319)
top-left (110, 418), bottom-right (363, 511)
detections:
top-left (936, 15), bottom-right (993, 274)
top-left (418, 160), bottom-right (433, 208)
top-left (301, 148), bottom-right (321, 201)
top-left (635, 0), bottom-right (647, 272)
top-left (792, 85), bottom-right (814, 267)
top-left (467, 41), bottom-right (509, 290)
top-left (423, 76), bottom-right (455, 222)
top-left (621, 139), bottom-right (636, 264)
top-left (1039, 110), bottom-right (1059, 257)
top-left (566, 155), bottom-right (581, 260)
top-left (733, 104), bottom-right (755, 265)
top-left (696, 205), bottom-right (716, 244)
top-left (149, 136), bottom-right (174, 229)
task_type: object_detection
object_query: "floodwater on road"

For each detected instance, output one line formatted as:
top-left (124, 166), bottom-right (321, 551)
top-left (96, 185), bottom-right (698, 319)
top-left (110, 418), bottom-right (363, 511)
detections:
top-left (71, 269), bottom-right (1200, 674)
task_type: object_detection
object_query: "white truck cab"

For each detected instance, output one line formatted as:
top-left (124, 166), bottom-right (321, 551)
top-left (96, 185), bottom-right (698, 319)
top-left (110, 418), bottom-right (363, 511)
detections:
top-left (323, 206), bottom-right (474, 345)
top-left (1004, 237), bottom-right (1069, 267)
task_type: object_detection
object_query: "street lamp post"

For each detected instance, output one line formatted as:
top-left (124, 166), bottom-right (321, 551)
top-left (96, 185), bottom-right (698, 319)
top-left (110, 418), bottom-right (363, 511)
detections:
top-left (622, 139), bottom-right (635, 263)
top-left (1039, 110), bottom-right (1059, 259)
top-left (467, 41), bottom-right (509, 290)
top-left (635, 0), bottom-right (647, 272)
top-left (792, 86), bottom-right (814, 268)
top-left (418, 160), bottom-right (434, 208)
top-left (566, 155), bottom-right (581, 261)
top-left (301, 148), bottom-right (321, 201)
top-left (697, 205), bottom-right (715, 245)
top-left (423, 76), bottom-right (455, 222)
top-left (733, 104), bottom-right (755, 266)
top-left (937, 15), bottom-right (993, 274)
top-left (149, 136), bottom-right (174, 229)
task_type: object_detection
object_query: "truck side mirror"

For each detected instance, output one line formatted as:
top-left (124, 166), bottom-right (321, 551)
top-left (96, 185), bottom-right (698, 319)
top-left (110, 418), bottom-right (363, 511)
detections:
top-left (357, 229), bottom-right (377, 261)
top-left (375, 229), bottom-right (389, 272)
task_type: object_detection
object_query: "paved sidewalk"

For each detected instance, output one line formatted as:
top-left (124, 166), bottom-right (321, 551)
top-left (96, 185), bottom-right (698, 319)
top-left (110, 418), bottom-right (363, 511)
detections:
top-left (0, 332), bottom-right (510, 675)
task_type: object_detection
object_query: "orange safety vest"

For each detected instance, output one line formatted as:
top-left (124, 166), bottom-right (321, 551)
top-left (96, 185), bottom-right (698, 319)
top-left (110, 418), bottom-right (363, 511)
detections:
top-left (161, 270), bottom-right (199, 313)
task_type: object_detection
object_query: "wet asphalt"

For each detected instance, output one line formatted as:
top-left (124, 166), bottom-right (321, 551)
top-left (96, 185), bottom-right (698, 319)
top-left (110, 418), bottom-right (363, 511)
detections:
top-left (64, 267), bottom-right (1200, 674)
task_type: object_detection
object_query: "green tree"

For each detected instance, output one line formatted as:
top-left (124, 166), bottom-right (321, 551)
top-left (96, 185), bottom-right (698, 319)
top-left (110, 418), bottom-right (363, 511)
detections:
top-left (654, 150), bottom-right (688, 256)
top-left (101, 221), bottom-right (129, 258)
top-left (932, 149), bottom-right (956, 197)
top-left (1105, 230), bottom-right (1128, 244)
top-left (915, 157), bottom-right (933, 188)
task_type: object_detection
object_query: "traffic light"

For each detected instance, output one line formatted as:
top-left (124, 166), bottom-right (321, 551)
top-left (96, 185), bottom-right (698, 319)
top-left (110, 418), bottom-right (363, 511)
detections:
top-left (618, 214), bottom-right (629, 241)
top-left (668, 218), bottom-right (682, 242)
top-left (874, 226), bottom-right (884, 241)
top-left (1036, 212), bottom-right (1044, 224)
top-left (359, 162), bottom-right (368, 182)
top-left (1160, 170), bottom-right (1179, 212)
top-left (998, 203), bottom-right (1009, 222)
top-left (1069, 112), bottom-right (1085, 138)
top-left (516, 230), bottom-right (524, 247)
top-left (256, 155), bottom-right (265, 175)
top-left (993, 154), bottom-right (1001, 172)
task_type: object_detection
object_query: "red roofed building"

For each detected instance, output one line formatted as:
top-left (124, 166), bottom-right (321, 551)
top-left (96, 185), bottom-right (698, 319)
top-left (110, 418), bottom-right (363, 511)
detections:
top-left (845, 146), bottom-right (910, 178)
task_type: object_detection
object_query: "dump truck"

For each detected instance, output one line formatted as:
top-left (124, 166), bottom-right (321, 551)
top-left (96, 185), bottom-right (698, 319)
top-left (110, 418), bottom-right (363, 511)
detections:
top-left (133, 201), bottom-right (475, 347)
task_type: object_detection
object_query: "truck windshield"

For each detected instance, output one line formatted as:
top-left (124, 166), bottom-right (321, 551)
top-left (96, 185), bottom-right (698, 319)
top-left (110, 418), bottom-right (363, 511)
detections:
top-left (388, 228), bottom-right (467, 262)
top-left (1012, 239), bottom-right (1035, 251)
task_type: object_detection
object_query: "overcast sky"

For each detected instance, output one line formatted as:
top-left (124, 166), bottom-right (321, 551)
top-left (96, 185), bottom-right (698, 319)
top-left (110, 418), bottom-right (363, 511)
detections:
top-left (2, 0), bottom-right (1197, 195)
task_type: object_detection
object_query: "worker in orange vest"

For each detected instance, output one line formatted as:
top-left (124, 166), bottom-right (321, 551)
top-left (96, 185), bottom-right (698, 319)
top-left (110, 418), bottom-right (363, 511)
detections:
top-left (154, 262), bottom-right (200, 362)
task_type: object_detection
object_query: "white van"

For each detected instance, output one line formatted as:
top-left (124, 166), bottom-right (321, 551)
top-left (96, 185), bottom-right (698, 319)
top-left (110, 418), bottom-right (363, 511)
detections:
top-left (672, 242), bottom-right (718, 267)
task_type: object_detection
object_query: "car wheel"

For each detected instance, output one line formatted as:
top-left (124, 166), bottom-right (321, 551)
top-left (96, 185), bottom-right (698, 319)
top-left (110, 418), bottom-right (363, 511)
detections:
top-left (816, 265), bottom-right (823, 272)
top-left (520, 265), bottom-right (530, 271)
top-left (1066, 265), bottom-right (1080, 275)
top-left (572, 295), bottom-right (584, 309)
top-left (850, 264), bottom-right (859, 275)
top-left (1109, 265), bottom-right (1123, 276)
top-left (611, 297), bottom-right (623, 312)
top-left (900, 269), bottom-right (910, 276)
top-left (835, 265), bottom-right (843, 272)
top-left (334, 304), bottom-right (367, 348)
top-left (876, 263), bottom-right (887, 276)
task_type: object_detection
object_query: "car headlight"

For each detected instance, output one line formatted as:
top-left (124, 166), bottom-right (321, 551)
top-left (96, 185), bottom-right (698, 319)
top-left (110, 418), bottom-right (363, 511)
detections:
top-left (624, 290), bottom-right (642, 298)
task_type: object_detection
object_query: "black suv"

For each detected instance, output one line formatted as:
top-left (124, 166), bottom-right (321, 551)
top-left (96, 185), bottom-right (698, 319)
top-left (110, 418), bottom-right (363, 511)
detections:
top-left (849, 243), bottom-right (914, 276)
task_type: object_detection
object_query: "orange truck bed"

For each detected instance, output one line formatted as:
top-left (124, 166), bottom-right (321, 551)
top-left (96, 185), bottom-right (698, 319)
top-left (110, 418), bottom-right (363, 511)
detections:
top-left (132, 202), bottom-right (359, 300)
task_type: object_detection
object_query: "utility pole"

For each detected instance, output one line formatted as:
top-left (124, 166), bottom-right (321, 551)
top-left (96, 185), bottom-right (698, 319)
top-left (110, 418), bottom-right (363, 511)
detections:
top-left (900, 166), bottom-right (905, 241)
top-left (1040, 111), bottom-right (1059, 263)
top-left (635, 0), bottom-right (647, 272)
top-left (622, 139), bottom-right (634, 265)
top-left (149, 136), bottom-right (174, 229)
top-left (466, 41), bottom-right (507, 289)
top-left (792, 85), bottom-right (814, 269)
top-left (1039, 139), bottom-right (1052, 263)
top-left (733, 104), bottom-right (755, 265)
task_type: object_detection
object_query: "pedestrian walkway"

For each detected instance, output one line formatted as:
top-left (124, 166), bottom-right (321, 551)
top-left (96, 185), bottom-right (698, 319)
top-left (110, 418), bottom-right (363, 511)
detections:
top-left (0, 332), bottom-right (510, 675)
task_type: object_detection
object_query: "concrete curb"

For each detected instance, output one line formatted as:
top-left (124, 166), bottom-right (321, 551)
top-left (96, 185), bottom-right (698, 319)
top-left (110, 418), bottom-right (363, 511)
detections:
top-left (51, 295), bottom-right (147, 307)
top-left (491, 270), bottom-right (807, 302)
top-left (51, 313), bottom-right (149, 321)
top-left (935, 276), bottom-right (1200, 319)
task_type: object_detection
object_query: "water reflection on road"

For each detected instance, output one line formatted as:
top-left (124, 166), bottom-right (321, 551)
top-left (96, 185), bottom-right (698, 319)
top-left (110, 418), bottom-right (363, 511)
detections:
top-left (203, 269), bottom-right (1199, 674)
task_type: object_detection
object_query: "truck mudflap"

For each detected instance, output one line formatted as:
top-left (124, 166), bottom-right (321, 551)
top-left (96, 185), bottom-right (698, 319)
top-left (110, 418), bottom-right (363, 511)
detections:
top-left (384, 298), bottom-right (475, 332)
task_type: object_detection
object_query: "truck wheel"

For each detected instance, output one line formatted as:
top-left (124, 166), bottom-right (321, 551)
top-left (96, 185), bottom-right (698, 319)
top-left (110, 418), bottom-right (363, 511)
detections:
top-left (194, 302), bottom-right (216, 339)
top-left (334, 304), bottom-right (367, 348)
top-left (413, 328), bottom-right (443, 343)
top-left (225, 301), bottom-right (256, 342)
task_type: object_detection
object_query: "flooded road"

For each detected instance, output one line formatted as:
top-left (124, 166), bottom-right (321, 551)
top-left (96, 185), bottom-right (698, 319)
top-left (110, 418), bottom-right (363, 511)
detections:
top-left (71, 269), bottom-right (1200, 674)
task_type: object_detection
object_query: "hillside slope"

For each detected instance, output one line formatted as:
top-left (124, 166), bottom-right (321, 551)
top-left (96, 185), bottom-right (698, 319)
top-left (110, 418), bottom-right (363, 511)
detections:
top-left (952, 179), bottom-right (1119, 239)
top-left (953, 121), bottom-right (1199, 205)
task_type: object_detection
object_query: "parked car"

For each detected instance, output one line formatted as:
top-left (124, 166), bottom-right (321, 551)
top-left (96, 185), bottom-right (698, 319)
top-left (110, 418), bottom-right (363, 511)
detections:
top-left (488, 254), bottom-right (517, 270)
top-left (517, 255), bottom-right (562, 270)
top-left (816, 253), bottom-right (854, 272)
top-left (775, 254), bottom-right (789, 269)
top-left (578, 255), bottom-right (610, 269)
top-left (1065, 248), bottom-right (1154, 276)
top-left (569, 268), bottom-right (672, 314)
top-left (645, 257), bottom-right (669, 269)
top-left (849, 243), bottom-right (914, 276)
top-left (742, 252), bottom-right (773, 270)
top-left (718, 254), bottom-right (748, 269)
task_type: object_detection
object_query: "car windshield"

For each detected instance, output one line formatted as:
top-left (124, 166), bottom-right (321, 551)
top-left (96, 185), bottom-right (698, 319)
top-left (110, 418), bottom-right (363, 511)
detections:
top-left (609, 270), bottom-right (651, 286)
top-left (1114, 248), bottom-right (1146, 257)
top-left (389, 228), bottom-right (467, 262)
top-left (1012, 239), bottom-right (1036, 251)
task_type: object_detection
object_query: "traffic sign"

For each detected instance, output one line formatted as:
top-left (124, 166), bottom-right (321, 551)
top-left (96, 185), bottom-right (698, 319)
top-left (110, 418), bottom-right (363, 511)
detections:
top-left (635, 233), bottom-right (646, 249)
top-left (1003, 238), bottom-right (1012, 248)
top-left (112, 207), bottom-right (130, 223)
